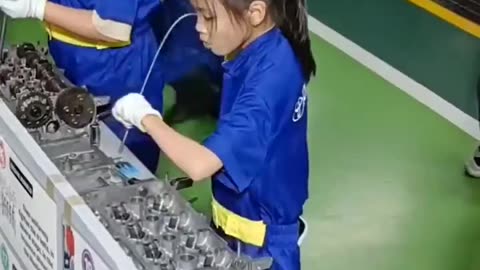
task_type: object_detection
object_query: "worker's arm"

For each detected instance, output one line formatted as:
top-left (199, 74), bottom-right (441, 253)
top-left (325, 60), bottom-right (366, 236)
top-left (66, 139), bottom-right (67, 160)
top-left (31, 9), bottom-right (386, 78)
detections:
top-left (142, 116), bottom-right (223, 181)
top-left (0, 0), bottom-right (132, 43)
top-left (44, 2), bottom-right (130, 43)
top-left (142, 89), bottom-right (271, 192)
top-left (112, 93), bottom-right (223, 181)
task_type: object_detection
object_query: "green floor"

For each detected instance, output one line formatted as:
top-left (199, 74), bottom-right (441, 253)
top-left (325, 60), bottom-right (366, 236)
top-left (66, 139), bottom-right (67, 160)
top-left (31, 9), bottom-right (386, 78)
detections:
top-left (9, 18), bottom-right (480, 270)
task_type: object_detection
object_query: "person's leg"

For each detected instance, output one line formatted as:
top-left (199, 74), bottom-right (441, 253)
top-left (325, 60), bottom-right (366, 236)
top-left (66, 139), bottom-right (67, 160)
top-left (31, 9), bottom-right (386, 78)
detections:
top-left (164, 66), bottom-right (221, 124)
top-left (266, 244), bottom-right (301, 270)
top-left (211, 221), bottom-right (301, 270)
top-left (238, 234), bottom-right (301, 270)
top-left (124, 129), bottom-right (160, 173)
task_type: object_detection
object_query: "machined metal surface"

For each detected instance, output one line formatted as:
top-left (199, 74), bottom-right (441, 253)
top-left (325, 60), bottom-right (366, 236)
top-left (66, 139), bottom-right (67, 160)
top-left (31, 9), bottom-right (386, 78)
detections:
top-left (0, 43), bottom-right (121, 194)
top-left (83, 179), bottom-right (268, 269)
top-left (0, 43), bottom-right (272, 270)
top-left (0, 42), bottom-right (96, 132)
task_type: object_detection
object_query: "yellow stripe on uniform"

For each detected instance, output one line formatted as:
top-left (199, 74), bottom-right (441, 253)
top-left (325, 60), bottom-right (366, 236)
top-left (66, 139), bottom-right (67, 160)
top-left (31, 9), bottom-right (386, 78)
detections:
top-left (44, 23), bottom-right (131, 50)
top-left (211, 197), bottom-right (266, 247)
top-left (409, 0), bottom-right (480, 38)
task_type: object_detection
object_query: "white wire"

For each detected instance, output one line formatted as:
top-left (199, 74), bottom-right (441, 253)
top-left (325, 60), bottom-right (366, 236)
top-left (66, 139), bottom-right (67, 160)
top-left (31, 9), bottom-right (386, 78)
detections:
top-left (139, 12), bottom-right (197, 96)
top-left (118, 12), bottom-right (197, 154)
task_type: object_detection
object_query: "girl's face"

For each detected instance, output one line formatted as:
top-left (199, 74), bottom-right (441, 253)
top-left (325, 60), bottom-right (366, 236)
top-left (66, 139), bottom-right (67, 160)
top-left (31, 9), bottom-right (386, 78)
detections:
top-left (191, 0), bottom-right (249, 56)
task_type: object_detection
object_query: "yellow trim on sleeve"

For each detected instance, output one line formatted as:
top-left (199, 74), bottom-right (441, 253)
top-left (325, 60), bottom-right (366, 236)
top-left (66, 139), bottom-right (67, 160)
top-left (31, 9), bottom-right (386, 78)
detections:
top-left (44, 23), bottom-right (131, 50)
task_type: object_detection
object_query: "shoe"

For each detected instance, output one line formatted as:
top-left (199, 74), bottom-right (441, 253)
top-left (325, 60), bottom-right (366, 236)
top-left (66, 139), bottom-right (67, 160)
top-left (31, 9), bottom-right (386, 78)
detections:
top-left (298, 216), bottom-right (308, 246)
top-left (465, 146), bottom-right (480, 178)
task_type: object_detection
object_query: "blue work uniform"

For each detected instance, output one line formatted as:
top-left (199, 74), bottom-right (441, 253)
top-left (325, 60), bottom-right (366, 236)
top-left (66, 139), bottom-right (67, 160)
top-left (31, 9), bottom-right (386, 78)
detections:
top-left (204, 28), bottom-right (309, 270)
top-left (152, 0), bottom-right (222, 85)
top-left (47, 0), bottom-right (164, 172)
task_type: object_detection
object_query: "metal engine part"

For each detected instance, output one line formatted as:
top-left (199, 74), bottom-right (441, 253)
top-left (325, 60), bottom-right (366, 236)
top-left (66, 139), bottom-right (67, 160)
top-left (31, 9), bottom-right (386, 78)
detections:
top-left (0, 43), bottom-right (117, 194)
top-left (55, 87), bottom-right (96, 128)
top-left (16, 91), bottom-right (53, 128)
top-left (83, 180), bottom-right (271, 270)
top-left (0, 42), bottom-right (96, 133)
top-left (0, 43), bottom-right (272, 270)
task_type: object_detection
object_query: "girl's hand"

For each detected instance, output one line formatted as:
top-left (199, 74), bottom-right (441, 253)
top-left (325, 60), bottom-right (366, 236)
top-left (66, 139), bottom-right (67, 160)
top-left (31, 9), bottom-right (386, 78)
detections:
top-left (112, 93), bottom-right (162, 132)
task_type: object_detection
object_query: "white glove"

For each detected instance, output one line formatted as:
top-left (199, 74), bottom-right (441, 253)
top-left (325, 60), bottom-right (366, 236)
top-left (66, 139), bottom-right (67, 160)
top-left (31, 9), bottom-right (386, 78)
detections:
top-left (0, 0), bottom-right (46, 20)
top-left (112, 93), bottom-right (162, 132)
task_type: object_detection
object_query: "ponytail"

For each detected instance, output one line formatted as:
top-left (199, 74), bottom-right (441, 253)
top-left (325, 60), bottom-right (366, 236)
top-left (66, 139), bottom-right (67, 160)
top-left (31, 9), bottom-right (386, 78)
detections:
top-left (216, 0), bottom-right (316, 81)
top-left (277, 0), bottom-right (316, 82)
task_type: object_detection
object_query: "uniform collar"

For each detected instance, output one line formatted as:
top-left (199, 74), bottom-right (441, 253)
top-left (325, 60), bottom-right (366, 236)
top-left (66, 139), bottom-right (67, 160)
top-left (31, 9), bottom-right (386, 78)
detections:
top-left (222, 27), bottom-right (280, 75)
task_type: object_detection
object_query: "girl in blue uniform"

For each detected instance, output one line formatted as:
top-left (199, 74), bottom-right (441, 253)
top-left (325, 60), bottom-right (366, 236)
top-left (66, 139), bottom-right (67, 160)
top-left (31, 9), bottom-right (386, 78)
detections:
top-left (112, 0), bottom-right (316, 269)
top-left (0, 0), bottom-right (165, 172)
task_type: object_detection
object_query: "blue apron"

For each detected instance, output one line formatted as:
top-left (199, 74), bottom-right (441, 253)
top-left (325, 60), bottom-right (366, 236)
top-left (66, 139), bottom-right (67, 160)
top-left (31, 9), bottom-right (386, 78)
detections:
top-left (204, 28), bottom-right (309, 270)
top-left (47, 0), bottom-right (164, 172)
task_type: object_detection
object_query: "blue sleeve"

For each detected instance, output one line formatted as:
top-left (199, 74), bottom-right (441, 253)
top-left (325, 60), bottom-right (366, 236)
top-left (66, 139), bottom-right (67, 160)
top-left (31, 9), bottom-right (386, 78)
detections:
top-left (94, 0), bottom-right (139, 25)
top-left (204, 90), bottom-right (271, 193)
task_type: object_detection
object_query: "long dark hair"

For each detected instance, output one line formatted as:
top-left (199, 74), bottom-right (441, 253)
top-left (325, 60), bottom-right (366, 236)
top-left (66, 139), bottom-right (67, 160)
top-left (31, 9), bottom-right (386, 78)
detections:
top-left (275, 0), bottom-right (316, 82)
top-left (206, 0), bottom-right (317, 82)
